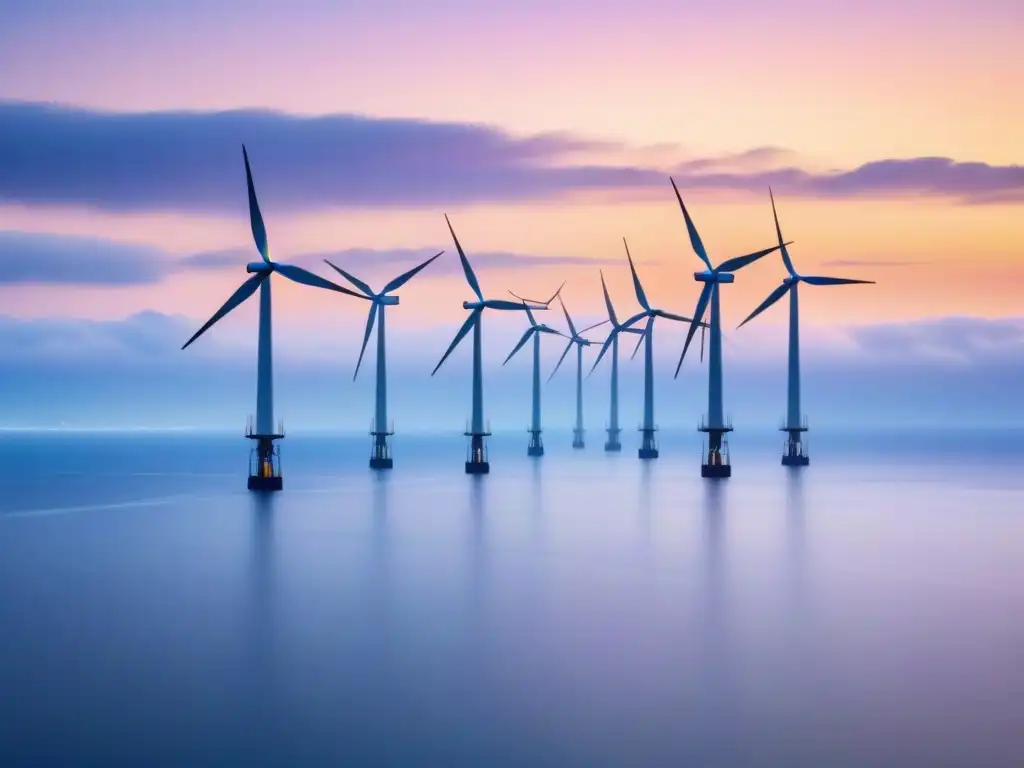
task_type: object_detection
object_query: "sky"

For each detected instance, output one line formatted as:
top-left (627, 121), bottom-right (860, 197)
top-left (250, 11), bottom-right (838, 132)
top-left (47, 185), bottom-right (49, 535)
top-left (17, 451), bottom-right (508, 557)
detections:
top-left (0, 1), bottom-right (1021, 430)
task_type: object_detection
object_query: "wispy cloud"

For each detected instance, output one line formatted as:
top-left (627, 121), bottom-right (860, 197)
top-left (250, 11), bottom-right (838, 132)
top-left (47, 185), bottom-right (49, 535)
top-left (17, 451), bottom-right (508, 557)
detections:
top-left (0, 229), bottom-right (619, 287)
top-left (1, 102), bottom-right (1021, 213)
top-left (821, 258), bottom-right (929, 268)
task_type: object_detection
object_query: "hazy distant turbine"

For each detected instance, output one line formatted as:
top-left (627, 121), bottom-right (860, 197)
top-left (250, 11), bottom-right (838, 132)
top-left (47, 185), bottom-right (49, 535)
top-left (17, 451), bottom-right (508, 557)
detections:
top-left (548, 295), bottom-right (606, 449)
top-left (324, 250), bottom-right (444, 469)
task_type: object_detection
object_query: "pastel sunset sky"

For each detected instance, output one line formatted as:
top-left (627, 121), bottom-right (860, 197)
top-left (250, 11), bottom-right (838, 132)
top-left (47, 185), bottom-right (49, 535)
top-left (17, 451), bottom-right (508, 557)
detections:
top-left (0, 0), bottom-right (1021, 429)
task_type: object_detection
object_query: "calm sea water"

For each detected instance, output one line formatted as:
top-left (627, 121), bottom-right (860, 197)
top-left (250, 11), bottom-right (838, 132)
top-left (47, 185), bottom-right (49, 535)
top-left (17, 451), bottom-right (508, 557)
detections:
top-left (1, 429), bottom-right (1022, 766)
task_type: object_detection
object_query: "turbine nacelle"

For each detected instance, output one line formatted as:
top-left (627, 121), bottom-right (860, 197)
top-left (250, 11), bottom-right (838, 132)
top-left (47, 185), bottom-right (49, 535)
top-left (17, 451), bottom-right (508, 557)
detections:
top-left (694, 271), bottom-right (735, 284)
top-left (377, 295), bottom-right (401, 306)
top-left (246, 261), bottom-right (274, 274)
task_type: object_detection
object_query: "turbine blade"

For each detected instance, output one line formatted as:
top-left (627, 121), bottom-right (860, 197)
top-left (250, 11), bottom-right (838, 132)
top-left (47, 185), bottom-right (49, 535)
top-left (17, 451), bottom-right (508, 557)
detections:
top-left (503, 327), bottom-right (536, 365)
top-left (432, 309), bottom-right (480, 376)
top-left (738, 283), bottom-right (792, 328)
top-left (276, 264), bottom-right (366, 298)
top-left (600, 269), bottom-right (619, 326)
top-left (769, 188), bottom-right (797, 277)
top-left (717, 242), bottom-right (790, 273)
top-left (242, 145), bottom-right (270, 263)
top-left (655, 310), bottom-right (698, 324)
top-left (623, 238), bottom-right (650, 311)
top-left (182, 272), bottom-right (265, 350)
top-left (670, 179), bottom-right (712, 270)
top-left (523, 302), bottom-right (538, 327)
top-left (323, 259), bottom-right (374, 297)
top-left (801, 275), bottom-right (876, 286)
top-left (589, 330), bottom-right (617, 375)
top-left (483, 299), bottom-right (536, 311)
top-left (353, 302), bottom-right (378, 380)
top-left (630, 322), bottom-right (648, 360)
top-left (674, 283), bottom-right (712, 377)
top-left (580, 319), bottom-right (609, 334)
top-left (548, 340), bottom-right (574, 382)
top-left (558, 295), bottom-right (578, 337)
top-left (382, 251), bottom-right (444, 294)
top-left (545, 281), bottom-right (566, 305)
top-left (446, 215), bottom-right (483, 301)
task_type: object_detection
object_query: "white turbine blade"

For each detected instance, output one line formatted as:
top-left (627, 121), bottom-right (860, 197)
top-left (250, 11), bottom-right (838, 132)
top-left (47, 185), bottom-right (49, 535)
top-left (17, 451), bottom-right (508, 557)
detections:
top-left (558, 294), bottom-right (578, 337)
top-left (242, 145), bottom-right (270, 263)
top-left (548, 339), bottom-right (574, 382)
top-left (275, 264), bottom-right (366, 298)
top-left (382, 251), bottom-right (444, 294)
top-left (802, 275), bottom-right (875, 286)
top-left (432, 309), bottom-right (480, 376)
top-left (353, 302), bottom-right (378, 380)
top-left (769, 188), bottom-right (797, 277)
top-left (182, 272), bottom-right (266, 350)
top-left (623, 238), bottom-right (650, 310)
top-left (504, 327), bottom-right (536, 365)
top-left (484, 299), bottom-right (536, 311)
top-left (674, 283), bottom-right (712, 377)
top-left (670, 179), bottom-right (712, 270)
top-left (323, 259), bottom-right (374, 297)
top-left (738, 283), bottom-right (791, 328)
top-left (445, 215), bottom-right (483, 301)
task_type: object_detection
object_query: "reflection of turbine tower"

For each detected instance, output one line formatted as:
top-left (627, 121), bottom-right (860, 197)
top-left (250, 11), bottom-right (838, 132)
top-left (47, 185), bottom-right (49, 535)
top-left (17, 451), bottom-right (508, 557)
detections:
top-left (549, 296), bottom-right (606, 449)
top-left (181, 146), bottom-right (365, 491)
top-left (670, 180), bottom-right (787, 479)
top-left (620, 239), bottom-right (704, 460)
top-left (432, 216), bottom-right (545, 474)
top-left (739, 190), bottom-right (874, 466)
top-left (589, 270), bottom-right (644, 452)
top-left (503, 285), bottom-right (564, 457)
top-left (324, 250), bottom-right (443, 469)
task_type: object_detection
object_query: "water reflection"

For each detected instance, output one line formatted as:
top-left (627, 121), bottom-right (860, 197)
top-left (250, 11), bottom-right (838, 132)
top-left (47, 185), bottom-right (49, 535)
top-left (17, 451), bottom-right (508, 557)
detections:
top-left (785, 467), bottom-right (807, 607)
top-left (638, 461), bottom-right (654, 549)
top-left (467, 476), bottom-right (488, 618)
top-left (369, 473), bottom-right (393, 631)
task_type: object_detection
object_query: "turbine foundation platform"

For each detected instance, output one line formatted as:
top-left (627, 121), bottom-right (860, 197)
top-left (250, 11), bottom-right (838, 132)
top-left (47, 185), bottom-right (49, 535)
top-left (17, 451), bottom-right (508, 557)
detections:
top-left (248, 475), bottom-right (283, 491)
top-left (701, 464), bottom-right (732, 479)
top-left (639, 427), bottom-right (658, 460)
top-left (369, 430), bottom-right (394, 471)
top-left (699, 422), bottom-right (732, 480)
top-left (781, 425), bottom-right (809, 467)
top-left (528, 429), bottom-right (544, 457)
top-left (572, 428), bottom-right (585, 449)
top-left (465, 431), bottom-right (490, 475)
top-left (605, 441), bottom-right (622, 452)
top-left (246, 429), bottom-right (284, 492)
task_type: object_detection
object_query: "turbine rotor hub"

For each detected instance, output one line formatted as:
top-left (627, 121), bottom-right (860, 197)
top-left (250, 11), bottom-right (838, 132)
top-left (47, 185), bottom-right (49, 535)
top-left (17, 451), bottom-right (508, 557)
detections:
top-left (247, 261), bottom-right (274, 274)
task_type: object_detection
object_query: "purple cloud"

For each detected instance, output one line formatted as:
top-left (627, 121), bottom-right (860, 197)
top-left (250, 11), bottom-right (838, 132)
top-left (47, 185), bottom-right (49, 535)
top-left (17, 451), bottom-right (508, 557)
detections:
top-left (0, 102), bottom-right (1021, 213)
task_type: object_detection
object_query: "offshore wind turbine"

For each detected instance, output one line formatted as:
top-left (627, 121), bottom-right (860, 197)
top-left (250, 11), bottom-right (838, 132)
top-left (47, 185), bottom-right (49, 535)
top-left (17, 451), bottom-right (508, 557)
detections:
top-left (432, 215), bottom-right (544, 474)
top-left (621, 239), bottom-right (704, 460)
top-left (324, 250), bottom-right (444, 470)
top-left (589, 270), bottom-right (644, 452)
top-left (738, 189), bottom-right (874, 466)
top-left (181, 146), bottom-right (366, 491)
top-left (549, 296), bottom-right (607, 449)
top-left (503, 285), bottom-right (565, 457)
top-left (670, 179), bottom-right (789, 478)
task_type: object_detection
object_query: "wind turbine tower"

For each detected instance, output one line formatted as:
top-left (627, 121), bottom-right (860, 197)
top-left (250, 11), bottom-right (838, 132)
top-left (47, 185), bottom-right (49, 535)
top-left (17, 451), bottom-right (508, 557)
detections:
top-left (181, 146), bottom-right (365, 491)
top-left (670, 180), bottom-right (787, 478)
top-left (324, 250), bottom-right (444, 469)
top-left (620, 239), bottom-right (704, 459)
top-left (739, 190), bottom-right (874, 466)
top-left (549, 297), bottom-right (607, 449)
top-left (432, 216), bottom-right (544, 474)
top-left (589, 270), bottom-right (644, 452)
top-left (503, 286), bottom-right (565, 457)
